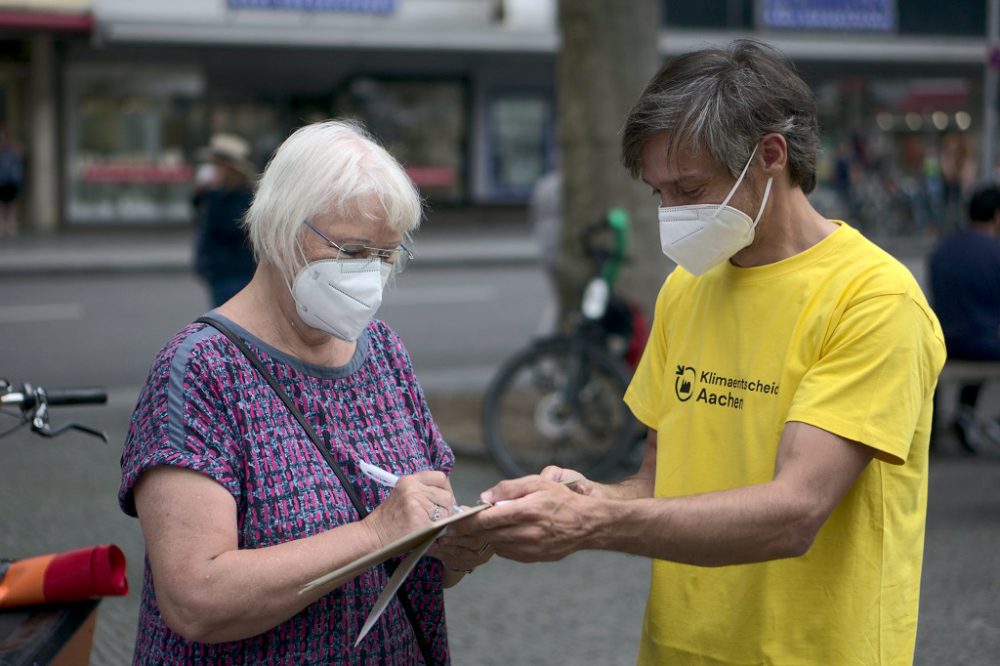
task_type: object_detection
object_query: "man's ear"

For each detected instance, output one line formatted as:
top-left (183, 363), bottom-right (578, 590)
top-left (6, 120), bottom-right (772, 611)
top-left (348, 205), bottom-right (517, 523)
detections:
top-left (759, 133), bottom-right (788, 177)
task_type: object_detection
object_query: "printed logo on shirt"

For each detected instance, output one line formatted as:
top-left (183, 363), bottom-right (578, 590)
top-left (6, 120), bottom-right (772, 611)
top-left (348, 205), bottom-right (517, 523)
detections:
top-left (674, 364), bottom-right (780, 411)
top-left (674, 365), bottom-right (696, 401)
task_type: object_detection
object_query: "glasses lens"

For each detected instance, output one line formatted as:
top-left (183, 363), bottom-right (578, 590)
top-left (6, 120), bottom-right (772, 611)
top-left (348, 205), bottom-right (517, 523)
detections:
top-left (334, 243), bottom-right (410, 273)
top-left (393, 248), bottom-right (410, 274)
top-left (334, 243), bottom-right (365, 260)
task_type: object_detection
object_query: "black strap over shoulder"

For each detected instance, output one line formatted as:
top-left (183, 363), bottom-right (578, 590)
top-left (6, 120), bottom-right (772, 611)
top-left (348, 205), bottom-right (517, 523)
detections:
top-left (195, 315), bottom-right (435, 665)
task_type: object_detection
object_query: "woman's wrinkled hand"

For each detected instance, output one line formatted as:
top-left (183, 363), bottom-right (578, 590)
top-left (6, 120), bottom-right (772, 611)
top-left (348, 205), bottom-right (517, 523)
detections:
top-left (430, 520), bottom-right (494, 575)
top-left (364, 471), bottom-right (456, 547)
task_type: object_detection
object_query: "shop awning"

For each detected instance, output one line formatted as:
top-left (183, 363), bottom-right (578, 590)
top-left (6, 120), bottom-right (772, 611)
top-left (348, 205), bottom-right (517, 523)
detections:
top-left (0, 10), bottom-right (93, 32)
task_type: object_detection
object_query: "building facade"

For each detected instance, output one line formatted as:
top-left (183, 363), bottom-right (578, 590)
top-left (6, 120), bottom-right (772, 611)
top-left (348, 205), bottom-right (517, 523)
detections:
top-left (0, 0), bottom-right (996, 235)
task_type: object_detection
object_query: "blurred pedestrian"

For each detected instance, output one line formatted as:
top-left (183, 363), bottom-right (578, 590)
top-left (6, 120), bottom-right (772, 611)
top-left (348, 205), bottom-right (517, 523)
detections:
top-left (0, 124), bottom-right (24, 238)
top-left (928, 184), bottom-right (1000, 452)
top-left (529, 167), bottom-right (562, 334)
top-left (459, 39), bottom-right (945, 664)
top-left (192, 132), bottom-right (257, 306)
top-left (120, 120), bottom-right (490, 663)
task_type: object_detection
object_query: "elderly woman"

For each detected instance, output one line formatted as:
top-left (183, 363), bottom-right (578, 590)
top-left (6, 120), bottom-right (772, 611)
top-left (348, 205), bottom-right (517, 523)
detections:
top-left (119, 120), bottom-right (490, 664)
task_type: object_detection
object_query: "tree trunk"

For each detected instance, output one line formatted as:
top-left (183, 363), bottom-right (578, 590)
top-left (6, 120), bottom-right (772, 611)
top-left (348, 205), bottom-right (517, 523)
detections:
top-left (555, 0), bottom-right (666, 330)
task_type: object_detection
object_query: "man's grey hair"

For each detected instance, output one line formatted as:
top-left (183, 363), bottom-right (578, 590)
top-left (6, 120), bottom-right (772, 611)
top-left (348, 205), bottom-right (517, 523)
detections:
top-left (244, 119), bottom-right (422, 284)
top-left (621, 39), bottom-right (820, 193)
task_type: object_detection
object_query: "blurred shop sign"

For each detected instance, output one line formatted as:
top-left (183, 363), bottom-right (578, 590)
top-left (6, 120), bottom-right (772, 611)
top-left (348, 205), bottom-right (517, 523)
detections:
top-left (0, 0), bottom-right (90, 9)
top-left (0, 0), bottom-right (93, 31)
top-left (896, 80), bottom-right (969, 113)
top-left (760, 0), bottom-right (896, 32)
top-left (82, 163), bottom-right (193, 184)
top-left (404, 166), bottom-right (456, 188)
top-left (226, 0), bottom-right (396, 12)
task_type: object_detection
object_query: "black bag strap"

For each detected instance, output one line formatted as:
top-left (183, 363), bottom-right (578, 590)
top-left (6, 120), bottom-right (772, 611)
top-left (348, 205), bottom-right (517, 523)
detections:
top-left (195, 315), bottom-right (435, 665)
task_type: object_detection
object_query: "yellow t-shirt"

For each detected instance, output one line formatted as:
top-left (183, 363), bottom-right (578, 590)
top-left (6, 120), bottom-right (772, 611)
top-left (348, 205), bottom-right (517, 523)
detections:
top-left (624, 222), bottom-right (945, 665)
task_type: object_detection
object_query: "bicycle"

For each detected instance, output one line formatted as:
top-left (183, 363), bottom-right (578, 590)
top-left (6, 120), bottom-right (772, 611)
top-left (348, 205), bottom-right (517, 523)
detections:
top-left (481, 208), bottom-right (648, 481)
top-left (0, 378), bottom-right (122, 666)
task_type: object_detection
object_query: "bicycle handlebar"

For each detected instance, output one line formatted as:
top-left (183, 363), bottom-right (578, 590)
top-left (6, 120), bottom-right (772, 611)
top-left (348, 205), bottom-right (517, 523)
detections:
top-left (0, 384), bottom-right (108, 409)
top-left (43, 388), bottom-right (108, 407)
top-left (0, 381), bottom-right (109, 443)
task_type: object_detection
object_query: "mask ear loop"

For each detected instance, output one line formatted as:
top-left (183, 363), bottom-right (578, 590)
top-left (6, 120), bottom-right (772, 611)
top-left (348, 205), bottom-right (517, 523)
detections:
top-left (716, 144), bottom-right (760, 212)
top-left (286, 226), bottom-right (312, 297)
top-left (750, 177), bottom-right (774, 232)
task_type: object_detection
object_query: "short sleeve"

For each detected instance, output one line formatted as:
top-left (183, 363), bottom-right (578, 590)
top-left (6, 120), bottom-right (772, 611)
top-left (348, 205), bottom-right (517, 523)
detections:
top-left (119, 331), bottom-right (245, 516)
top-left (625, 274), bottom-right (674, 429)
top-left (786, 294), bottom-right (946, 464)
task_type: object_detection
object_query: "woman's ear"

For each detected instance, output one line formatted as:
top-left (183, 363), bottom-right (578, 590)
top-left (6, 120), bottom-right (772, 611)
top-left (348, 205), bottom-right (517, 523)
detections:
top-left (759, 133), bottom-right (788, 176)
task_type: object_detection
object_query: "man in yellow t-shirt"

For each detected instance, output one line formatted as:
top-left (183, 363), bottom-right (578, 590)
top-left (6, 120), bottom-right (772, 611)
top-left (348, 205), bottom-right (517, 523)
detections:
top-left (460, 39), bottom-right (945, 664)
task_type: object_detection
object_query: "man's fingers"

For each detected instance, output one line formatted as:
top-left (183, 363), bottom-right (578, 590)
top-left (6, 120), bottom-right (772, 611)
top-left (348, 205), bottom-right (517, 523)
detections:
top-left (539, 466), bottom-right (568, 481)
top-left (479, 475), bottom-right (547, 505)
top-left (474, 497), bottom-right (539, 531)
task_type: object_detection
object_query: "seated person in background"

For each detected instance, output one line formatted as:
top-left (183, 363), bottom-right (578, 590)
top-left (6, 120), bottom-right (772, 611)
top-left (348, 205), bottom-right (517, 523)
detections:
top-left (929, 184), bottom-right (1000, 452)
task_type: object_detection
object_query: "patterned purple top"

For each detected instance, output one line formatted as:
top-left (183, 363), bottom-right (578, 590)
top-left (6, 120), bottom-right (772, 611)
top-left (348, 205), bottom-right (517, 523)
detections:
top-left (119, 314), bottom-right (454, 664)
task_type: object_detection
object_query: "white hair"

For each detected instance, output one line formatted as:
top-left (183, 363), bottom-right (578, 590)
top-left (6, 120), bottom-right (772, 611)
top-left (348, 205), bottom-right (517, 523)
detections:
top-left (244, 119), bottom-right (422, 283)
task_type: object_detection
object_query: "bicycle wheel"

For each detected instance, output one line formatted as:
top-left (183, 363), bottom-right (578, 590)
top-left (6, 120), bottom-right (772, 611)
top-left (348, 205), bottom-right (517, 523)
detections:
top-left (482, 336), bottom-right (638, 481)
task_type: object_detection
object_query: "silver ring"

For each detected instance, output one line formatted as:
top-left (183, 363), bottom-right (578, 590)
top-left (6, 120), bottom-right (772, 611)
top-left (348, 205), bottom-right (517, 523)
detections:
top-left (431, 504), bottom-right (441, 521)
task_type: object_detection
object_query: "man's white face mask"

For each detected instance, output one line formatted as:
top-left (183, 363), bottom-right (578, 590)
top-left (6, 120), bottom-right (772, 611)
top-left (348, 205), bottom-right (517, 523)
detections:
top-left (291, 258), bottom-right (392, 342)
top-left (657, 144), bottom-right (774, 276)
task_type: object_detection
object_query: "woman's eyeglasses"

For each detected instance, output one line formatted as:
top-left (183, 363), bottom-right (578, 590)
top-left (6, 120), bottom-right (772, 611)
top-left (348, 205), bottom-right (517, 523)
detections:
top-left (304, 221), bottom-right (412, 273)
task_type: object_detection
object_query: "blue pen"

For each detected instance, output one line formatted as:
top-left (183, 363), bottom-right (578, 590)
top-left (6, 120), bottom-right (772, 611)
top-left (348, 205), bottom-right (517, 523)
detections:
top-left (357, 460), bottom-right (463, 514)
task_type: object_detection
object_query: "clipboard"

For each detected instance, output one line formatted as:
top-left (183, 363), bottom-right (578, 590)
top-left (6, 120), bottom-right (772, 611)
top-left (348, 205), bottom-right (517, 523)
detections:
top-left (298, 477), bottom-right (572, 645)
top-left (299, 503), bottom-right (491, 595)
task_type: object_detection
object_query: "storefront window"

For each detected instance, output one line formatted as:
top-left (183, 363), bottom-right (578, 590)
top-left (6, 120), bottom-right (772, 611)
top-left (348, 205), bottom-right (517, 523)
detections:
top-left (206, 101), bottom-right (283, 168)
top-left (66, 65), bottom-right (205, 225)
top-left (486, 93), bottom-right (553, 200)
top-left (813, 76), bottom-right (980, 237)
top-left (335, 77), bottom-right (467, 204)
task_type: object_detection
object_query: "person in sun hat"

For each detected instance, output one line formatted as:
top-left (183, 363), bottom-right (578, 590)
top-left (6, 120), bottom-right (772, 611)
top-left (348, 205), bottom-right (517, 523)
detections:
top-left (192, 132), bottom-right (259, 306)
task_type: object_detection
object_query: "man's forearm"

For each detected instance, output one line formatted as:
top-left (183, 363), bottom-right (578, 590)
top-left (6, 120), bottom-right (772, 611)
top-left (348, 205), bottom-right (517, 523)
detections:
top-left (591, 433), bottom-right (656, 501)
top-left (596, 472), bottom-right (654, 501)
top-left (582, 480), bottom-right (817, 566)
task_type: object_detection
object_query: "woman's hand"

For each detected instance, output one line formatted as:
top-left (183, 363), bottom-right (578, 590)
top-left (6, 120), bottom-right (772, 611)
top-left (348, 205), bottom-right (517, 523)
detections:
top-left (430, 522), bottom-right (494, 577)
top-left (364, 471), bottom-right (456, 547)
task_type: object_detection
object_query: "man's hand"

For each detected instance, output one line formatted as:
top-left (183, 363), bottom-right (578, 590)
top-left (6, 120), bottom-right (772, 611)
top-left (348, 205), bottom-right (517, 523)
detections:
top-left (537, 466), bottom-right (600, 497)
top-left (467, 475), bottom-right (596, 563)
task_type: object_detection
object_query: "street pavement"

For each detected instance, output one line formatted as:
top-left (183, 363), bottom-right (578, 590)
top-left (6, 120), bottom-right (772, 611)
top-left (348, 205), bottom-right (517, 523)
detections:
top-left (2, 386), bottom-right (998, 664)
top-left (2, 225), bottom-right (999, 664)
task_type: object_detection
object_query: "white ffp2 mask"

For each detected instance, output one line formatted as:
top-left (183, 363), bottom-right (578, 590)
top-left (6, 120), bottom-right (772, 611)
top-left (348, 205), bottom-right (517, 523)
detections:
top-left (291, 258), bottom-right (392, 342)
top-left (657, 145), bottom-right (773, 276)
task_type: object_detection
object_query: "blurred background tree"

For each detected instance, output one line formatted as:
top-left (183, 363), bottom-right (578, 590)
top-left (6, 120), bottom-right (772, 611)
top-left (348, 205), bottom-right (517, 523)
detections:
top-left (555, 0), bottom-right (667, 328)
